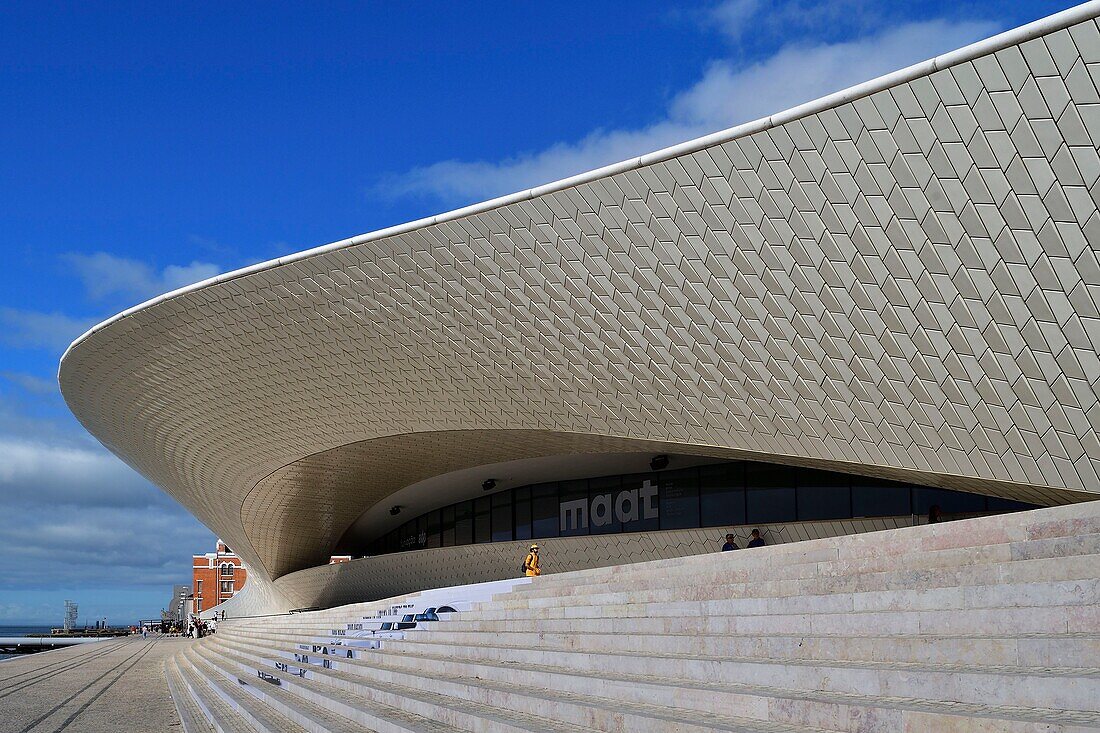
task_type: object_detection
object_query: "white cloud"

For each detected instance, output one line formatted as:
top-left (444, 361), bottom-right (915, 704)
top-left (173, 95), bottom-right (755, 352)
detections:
top-left (378, 17), bottom-right (996, 205)
top-left (708, 0), bottom-right (885, 43)
top-left (709, 0), bottom-right (763, 40)
top-left (0, 391), bottom-right (214, 600)
top-left (2, 371), bottom-right (58, 395)
top-left (0, 503), bottom-right (213, 590)
top-left (0, 308), bottom-right (97, 351)
top-left (63, 252), bottom-right (221, 302)
top-left (0, 436), bottom-right (165, 508)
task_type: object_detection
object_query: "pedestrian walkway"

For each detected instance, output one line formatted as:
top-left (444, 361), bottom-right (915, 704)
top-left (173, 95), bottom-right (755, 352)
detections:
top-left (0, 636), bottom-right (186, 733)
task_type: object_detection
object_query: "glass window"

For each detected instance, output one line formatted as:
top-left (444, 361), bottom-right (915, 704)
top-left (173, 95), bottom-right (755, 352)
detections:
top-left (746, 462), bottom-right (796, 523)
top-left (559, 479), bottom-right (589, 536)
top-left (424, 510), bottom-right (441, 548)
top-left (660, 467), bottom-right (699, 530)
top-left (531, 483), bottom-right (559, 538)
top-left (453, 501), bottom-right (473, 546)
top-left (440, 505), bottom-right (455, 547)
top-left (851, 479), bottom-right (911, 517)
top-left (514, 490), bottom-right (532, 541)
top-left (797, 469), bottom-right (850, 521)
top-left (912, 487), bottom-right (986, 516)
top-left (474, 496), bottom-right (491, 543)
top-left (588, 475), bottom-right (622, 534)
top-left (986, 496), bottom-right (1038, 512)
top-left (491, 491), bottom-right (513, 542)
top-left (700, 463), bottom-right (745, 528)
top-left (416, 515), bottom-right (428, 549)
top-left (619, 472), bottom-right (660, 532)
top-left (399, 520), bottom-right (418, 551)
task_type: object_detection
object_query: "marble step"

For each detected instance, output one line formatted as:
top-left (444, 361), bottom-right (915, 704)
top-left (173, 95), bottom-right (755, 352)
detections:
top-left (499, 506), bottom-right (1100, 595)
top-left (420, 602), bottom-right (1100, 636)
top-left (217, 630), bottom-right (1100, 716)
top-left (165, 655), bottom-right (216, 733)
top-left (199, 640), bottom-right (645, 733)
top-left (205, 636), bottom-right (850, 733)
top-left (218, 626), bottom-right (1100, 670)
top-left (182, 647), bottom-right (321, 733)
top-left (482, 552), bottom-right (1100, 609)
top-left (191, 643), bottom-right (464, 733)
top-left (217, 598), bottom-right (1100, 648)
top-left (498, 532), bottom-right (1100, 602)
top-left (217, 565), bottom-right (1100, 644)
top-left (461, 578), bottom-right (1100, 619)
top-left (209, 633), bottom-right (1100, 733)
top-left (394, 628), bottom-right (1100, 668)
top-left (175, 649), bottom-right (295, 733)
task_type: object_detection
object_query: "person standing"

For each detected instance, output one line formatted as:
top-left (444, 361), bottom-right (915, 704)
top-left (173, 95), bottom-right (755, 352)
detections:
top-left (721, 534), bottom-right (739, 551)
top-left (523, 544), bottom-right (541, 577)
top-left (747, 529), bottom-right (766, 548)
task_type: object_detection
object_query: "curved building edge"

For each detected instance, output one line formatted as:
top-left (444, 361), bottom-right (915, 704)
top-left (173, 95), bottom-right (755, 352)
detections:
top-left (60, 0), bottom-right (1100, 359)
top-left (60, 2), bottom-right (1100, 614)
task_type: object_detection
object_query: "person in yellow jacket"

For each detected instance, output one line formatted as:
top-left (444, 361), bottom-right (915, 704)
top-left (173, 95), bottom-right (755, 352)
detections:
top-left (523, 544), bottom-right (541, 577)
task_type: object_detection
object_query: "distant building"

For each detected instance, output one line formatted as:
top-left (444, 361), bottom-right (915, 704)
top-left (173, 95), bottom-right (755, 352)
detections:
top-left (192, 541), bottom-right (353, 613)
top-left (192, 540), bottom-right (248, 613)
top-left (165, 584), bottom-right (190, 622)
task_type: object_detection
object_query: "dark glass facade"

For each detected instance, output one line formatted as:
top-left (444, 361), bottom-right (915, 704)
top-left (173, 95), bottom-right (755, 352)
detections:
top-left (366, 460), bottom-right (1038, 556)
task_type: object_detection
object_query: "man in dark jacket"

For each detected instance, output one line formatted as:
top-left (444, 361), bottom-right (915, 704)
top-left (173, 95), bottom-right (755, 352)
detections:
top-left (747, 529), bottom-right (766, 548)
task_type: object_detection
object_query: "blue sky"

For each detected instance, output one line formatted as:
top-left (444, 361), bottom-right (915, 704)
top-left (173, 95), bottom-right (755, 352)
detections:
top-left (0, 0), bottom-right (1073, 624)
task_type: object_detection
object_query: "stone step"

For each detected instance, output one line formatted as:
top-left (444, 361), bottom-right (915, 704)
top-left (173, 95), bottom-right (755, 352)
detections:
top-left (394, 628), bottom-right (1100, 668)
top-left (217, 625), bottom-right (1100, 670)
top-left (199, 639), bottom-right (655, 733)
top-left (175, 648), bottom-right (290, 733)
top-left (210, 631), bottom-right (1100, 733)
top-left (483, 552), bottom-right (1100, 609)
top-left (466, 578), bottom-right (1100, 618)
top-left (499, 532), bottom-right (1100, 603)
top-left (231, 530), bottom-right (1098, 638)
top-left (217, 597), bottom-right (1100, 648)
top-left (498, 506), bottom-right (1100, 597)
top-left (218, 629), bottom-right (1100, 716)
top-left (425, 602), bottom-right (1100, 636)
top-left (165, 655), bottom-right (216, 733)
top-left (191, 643), bottom-right (465, 733)
top-left (219, 571), bottom-right (1100, 642)
top-left (182, 647), bottom-right (319, 733)
top-left (206, 635), bottom-right (851, 733)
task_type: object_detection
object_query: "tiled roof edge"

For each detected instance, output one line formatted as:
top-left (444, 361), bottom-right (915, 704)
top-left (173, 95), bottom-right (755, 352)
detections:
top-left (59, 0), bottom-right (1100, 371)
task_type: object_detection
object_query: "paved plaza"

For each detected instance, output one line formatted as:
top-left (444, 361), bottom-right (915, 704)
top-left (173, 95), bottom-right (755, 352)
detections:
top-left (0, 637), bottom-right (185, 733)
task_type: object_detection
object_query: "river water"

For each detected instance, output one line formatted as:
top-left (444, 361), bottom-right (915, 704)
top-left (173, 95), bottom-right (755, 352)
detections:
top-left (0, 625), bottom-right (54, 661)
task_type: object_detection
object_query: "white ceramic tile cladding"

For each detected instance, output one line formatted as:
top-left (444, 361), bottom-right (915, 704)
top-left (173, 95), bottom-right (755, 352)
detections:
top-left (60, 5), bottom-right (1100, 600)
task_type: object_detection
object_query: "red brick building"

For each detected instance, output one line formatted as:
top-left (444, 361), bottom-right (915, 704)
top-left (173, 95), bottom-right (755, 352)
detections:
top-left (192, 541), bottom-right (353, 613)
top-left (192, 540), bottom-right (247, 613)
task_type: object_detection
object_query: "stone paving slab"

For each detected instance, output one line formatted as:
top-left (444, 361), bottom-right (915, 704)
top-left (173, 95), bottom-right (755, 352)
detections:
top-left (0, 635), bottom-right (188, 733)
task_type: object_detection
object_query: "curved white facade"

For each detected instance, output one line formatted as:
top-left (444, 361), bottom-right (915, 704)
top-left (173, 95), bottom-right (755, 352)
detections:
top-left (62, 3), bottom-right (1100, 610)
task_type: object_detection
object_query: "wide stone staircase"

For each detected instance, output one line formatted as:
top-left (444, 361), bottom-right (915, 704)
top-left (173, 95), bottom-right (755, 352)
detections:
top-left (167, 501), bottom-right (1100, 732)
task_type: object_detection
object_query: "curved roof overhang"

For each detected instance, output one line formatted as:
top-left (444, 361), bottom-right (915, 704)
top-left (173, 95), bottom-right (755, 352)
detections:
top-left (61, 2), bottom-right (1100, 581)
